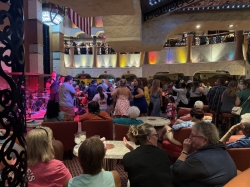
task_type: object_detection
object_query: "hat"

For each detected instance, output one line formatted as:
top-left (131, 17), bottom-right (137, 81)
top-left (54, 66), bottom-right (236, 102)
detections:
top-left (187, 80), bottom-right (193, 84)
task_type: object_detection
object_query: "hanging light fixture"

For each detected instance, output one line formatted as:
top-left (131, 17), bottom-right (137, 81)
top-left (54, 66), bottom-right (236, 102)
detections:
top-left (42, 1), bottom-right (65, 26)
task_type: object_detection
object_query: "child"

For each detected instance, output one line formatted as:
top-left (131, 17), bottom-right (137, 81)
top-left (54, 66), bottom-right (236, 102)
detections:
top-left (166, 96), bottom-right (176, 120)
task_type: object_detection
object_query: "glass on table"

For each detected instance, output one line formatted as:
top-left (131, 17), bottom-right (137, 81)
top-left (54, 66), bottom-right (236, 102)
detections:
top-left (74, 133), bottom-right (81, 145)
top-left (80, 131), bottom-right (86, 142)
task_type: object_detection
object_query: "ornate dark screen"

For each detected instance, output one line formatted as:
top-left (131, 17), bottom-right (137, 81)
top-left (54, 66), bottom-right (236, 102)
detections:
top-left (0, 0), bottom-right (27, 186)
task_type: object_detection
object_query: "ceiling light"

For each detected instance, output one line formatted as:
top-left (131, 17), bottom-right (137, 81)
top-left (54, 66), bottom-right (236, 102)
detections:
top-left (42, 2), bottom-right (65, 26)
top-left (196, 25), bottom-right (200, 29)
top-left (229, 24), bottom-right (234, 28)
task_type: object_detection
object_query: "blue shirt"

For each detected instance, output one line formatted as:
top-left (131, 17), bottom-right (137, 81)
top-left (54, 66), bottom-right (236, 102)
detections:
top-left (226, 136), bottom-right (250, 148)
top-left (172, 120), bottom-right (212, 131)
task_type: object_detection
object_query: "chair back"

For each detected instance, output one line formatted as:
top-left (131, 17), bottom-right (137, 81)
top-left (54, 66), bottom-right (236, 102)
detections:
top-left (42, 121), bottom-right (78, 152)
top-left (227, 148), bottom-right (250, 171)
top-left (81, 120), bottom-right (113, 140)
top-left (115, 124), bottom-right (129, 140)
top-left (203, 105), bottom-right (209, 112)
top-left (224, 168), bottom-right (250, 187)
top-left (173, 127), bottom-right (192, 144)
top-left (178, 108), bottom-right (191, 118)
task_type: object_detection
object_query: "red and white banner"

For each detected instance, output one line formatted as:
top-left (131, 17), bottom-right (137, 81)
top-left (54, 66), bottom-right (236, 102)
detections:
top-left (67, 8), bottom-right (91, 35)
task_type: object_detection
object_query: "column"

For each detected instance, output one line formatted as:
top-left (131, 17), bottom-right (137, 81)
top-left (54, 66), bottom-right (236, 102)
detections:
top-left (234, 30), bottom-right (244, 60)
top-left (24, 0), bottom-right (43, 92)
top-left (69, 47), bottom-right (75, 67)
top-left (92, 36), bottom-right (97, 67)
top-left (243, 34), bottom-right (248, 61)
top-left (139, 52), bottom-right (145, 67)
top-left (116, 52), bottom-right (120, 67)
top-left (186, 34), bottom-right (193, 63)
top-left (144, 52), bottom-right (149, 64)
top-left (51, 23), bottom-right (66, 70)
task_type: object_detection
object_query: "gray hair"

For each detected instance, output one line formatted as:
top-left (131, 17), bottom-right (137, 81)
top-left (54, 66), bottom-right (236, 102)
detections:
top-left (192, 122), bottom-right (219, 145)
top-left (194, 100), bottom-right (204, 109)
top-left (241, 113), bottom-right (250, 126)
top-left (128, 106), bottom-right (140, 119)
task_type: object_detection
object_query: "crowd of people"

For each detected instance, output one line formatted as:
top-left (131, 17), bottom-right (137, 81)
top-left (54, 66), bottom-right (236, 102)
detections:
top-left (2, 71), bottom-right (250, 186)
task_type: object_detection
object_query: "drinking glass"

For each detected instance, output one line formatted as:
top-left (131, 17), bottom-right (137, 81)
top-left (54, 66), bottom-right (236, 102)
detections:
top-left (80, 131), bottom-right (86, 142)
top-left (74, 133), bottom-right (81, 145)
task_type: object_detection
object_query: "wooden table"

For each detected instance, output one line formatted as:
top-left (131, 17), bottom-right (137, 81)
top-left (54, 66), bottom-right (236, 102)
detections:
top-left (73, 140), bottom-right (136, 170)
top-left (137, 116), bottom-right (170, 127)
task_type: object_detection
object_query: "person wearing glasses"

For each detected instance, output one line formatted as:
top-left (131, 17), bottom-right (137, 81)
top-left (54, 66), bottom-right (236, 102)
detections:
top-left (172, 121), bottom-right (236, 187)
top-left (123, 123), bottom-right (173, 187)
top-left (26, 126), bottom-right (72, 187)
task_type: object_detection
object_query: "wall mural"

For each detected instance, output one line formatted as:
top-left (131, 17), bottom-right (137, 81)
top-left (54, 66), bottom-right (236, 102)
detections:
top-left (0, 0), bottom-right (27, 186)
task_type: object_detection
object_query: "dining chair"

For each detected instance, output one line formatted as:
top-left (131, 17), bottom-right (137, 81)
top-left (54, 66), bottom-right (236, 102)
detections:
top-left (81, 120), bottom-right (113, 140)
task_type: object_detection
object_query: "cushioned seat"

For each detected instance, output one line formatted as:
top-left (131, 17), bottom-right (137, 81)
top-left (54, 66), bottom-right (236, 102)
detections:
top-left (162, 128), bottom-right (192, 158)
top-left (224, 168), bottom-right (250, 187)
top-left (227, 148), bottom-right (250, 171)
top-left (114, 124), bottom-right (129, 140)
top-left (42, 121), bottom-right (78, 152)
top-left (81, 120), bottom-right (113, 140)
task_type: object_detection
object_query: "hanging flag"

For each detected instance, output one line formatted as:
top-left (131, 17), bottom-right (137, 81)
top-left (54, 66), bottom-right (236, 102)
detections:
top-left (67, 8), bottom-right (91, 35)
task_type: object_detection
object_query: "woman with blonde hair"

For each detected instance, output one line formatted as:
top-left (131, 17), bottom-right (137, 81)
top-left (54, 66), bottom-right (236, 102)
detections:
top-left (112, 79), bottom-right (132, 117)
top-left (149, 79), bottom-right (162, 116)
top-left (123, 123), bottom-right (173, 187)
top-left (63, 137), bottom-right (121, 187)
top-left (220, 80), bottom-right (239, 113)
top-left (26, 126), bottom-right (72, 187)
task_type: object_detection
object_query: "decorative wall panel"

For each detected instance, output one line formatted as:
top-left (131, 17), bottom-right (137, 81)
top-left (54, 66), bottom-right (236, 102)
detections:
top-left (74, 55), bottom-right (93, 67)
top-left (119, 54), bottom-right (141, 67)
top-left (0, 0), bottom-right (27, 186)
top-left (211, 42), bottom-right (236, 62)
top-left (97, 54), bottom-right (117, 67)
top-left (192, 45), bottom-right (211, 63)
top-left (62, 67), bottom-right (142, 78)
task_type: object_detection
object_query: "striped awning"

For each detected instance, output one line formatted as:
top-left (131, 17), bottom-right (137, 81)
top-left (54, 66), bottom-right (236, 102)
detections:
top-left (67, 8), bottom-right (91, 35)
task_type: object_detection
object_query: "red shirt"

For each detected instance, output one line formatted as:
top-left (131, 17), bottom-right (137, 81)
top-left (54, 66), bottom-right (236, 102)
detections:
top-left (79, 111), bottom-right (111, 121)
top-left (27, 159), bottom-right (72, 187)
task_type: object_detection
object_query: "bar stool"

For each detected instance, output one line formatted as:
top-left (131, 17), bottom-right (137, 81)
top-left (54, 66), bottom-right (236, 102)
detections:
top-left (221, 113), bottom-right (235, 131)
top-left (209, 110), bottom-right (219, 127)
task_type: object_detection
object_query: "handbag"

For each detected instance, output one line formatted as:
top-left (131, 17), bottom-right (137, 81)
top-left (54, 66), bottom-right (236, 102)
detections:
top-left (231, 96), bottom-right (250, 115)
top-left (231, 107), bottom-right (242, 115)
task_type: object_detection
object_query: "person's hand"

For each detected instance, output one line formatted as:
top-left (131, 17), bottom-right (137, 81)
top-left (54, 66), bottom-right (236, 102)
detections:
top-left (230, 123), bottom-right (244, 133)
top-left (182, 138), bottom-right (192, 153)
top-left (123, 137), bottom-right (134, 151)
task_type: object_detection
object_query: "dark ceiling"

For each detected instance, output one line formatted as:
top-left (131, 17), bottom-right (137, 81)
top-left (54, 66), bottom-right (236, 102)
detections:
top-left (140, 0), bottom-right (173, 14)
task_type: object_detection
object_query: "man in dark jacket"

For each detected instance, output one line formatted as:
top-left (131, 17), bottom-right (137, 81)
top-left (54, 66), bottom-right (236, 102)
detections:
top-left (46, 71), bottom-right (59, 102)
top-left (85, 79), bottom-right (98, 101)
top-left (172, 121), bottom-right (236, 187)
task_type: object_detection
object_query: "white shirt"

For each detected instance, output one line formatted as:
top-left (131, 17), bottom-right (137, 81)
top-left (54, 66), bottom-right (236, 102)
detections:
top-left (92, 92), bottom-right (108, 111)
top-left (190, 87), bottom-right (205, 97)
top-left (172, 86), bottom-right (188, 104)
